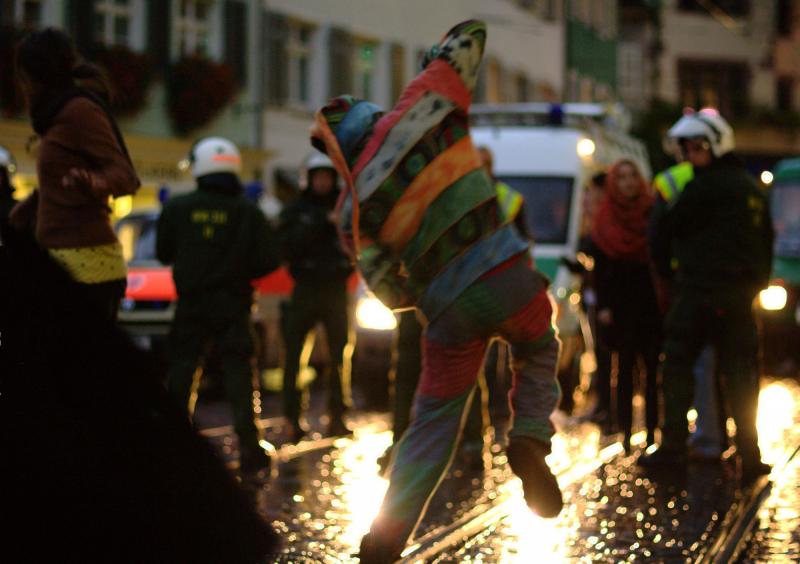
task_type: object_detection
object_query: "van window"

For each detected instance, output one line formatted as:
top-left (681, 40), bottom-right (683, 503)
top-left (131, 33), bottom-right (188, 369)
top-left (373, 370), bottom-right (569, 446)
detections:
top-left (773, 182), bottom-right (800, 257)
top-left (116, 214), bottom-right (160, 264)
top-left (496, 176), bottom-right (574, 244)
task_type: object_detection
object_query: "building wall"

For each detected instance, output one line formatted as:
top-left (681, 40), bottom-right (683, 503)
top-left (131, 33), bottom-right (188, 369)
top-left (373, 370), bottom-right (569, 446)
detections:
top-left (657, 0), bottom-right (775, 112)
top-left (565, 0), bottom-right (618, 102)
top-left (260, 0), bottom-right (565, 186)
top-left (1, 0), bottom-right (269, 185)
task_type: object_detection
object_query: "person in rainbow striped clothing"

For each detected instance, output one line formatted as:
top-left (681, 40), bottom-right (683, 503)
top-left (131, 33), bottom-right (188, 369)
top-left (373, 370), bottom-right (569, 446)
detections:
top-left (310, 20), bottom-right (563, 562)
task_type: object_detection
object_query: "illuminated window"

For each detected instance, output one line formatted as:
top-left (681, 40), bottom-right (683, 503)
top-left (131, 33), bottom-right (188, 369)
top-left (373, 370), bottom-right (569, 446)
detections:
top-left (287, 20), bottom-right (313, 105)
top-left (176, 0), bottom-right (214, 56)
top-left (94, 0), bottom-right (141, 47)
top-left (352, 39), bottom-right (377, 100)
top-left (14, 0), bottom-right (44, 27)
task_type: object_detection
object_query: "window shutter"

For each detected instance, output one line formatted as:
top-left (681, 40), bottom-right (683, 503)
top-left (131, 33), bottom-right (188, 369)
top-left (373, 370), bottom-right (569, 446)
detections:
top-left (67, 0), bottom-right (95, 57)
top-left (147, 0), bottom-right (170, 71)
top-left (263, 11), bottom-right (288, 105)
top-left (390, 43), bottom-right (405, 104)
top-left (328, 27), bottom-right (353, 98)
top-left (224, 0), bottom-right (247, 84)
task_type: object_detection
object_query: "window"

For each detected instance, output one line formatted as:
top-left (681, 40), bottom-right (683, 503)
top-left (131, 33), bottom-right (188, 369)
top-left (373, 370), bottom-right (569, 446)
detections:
top-left (514, 72), bottom-right (530, 103)
top-left (777, 77), bottom-right (794, 112)
top-left (14, 0), bottom-right (43, 27)
top-left (678, 0), bottom-right (750, 18)
top-left (352, 39), bottom-right (377, 100)
top-left (618, 42), bottom-right (644, 106)
top-left (176, 0), bottom-right (214, 56)
top-left (496, 176), bottom-right (574, 244)
top-left (286, 20), bottom-right (313, 105)
top-left (771, 183), bottom-right (800, 257)
top-left (678, 59), bottom-right (750, 117)
top-left (777, 0), bottom-right (792, 37)
top-left (390, 44), bottom-right (405, 104)
top-left (94, 0), bottom-right (135, 47)
top-left (485, 57), bottom-right (504, 103)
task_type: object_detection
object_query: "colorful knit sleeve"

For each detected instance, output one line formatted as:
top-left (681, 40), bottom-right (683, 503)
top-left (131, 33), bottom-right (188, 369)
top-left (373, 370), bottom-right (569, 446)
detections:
top-left (428, 20), bottom-right (487, 94)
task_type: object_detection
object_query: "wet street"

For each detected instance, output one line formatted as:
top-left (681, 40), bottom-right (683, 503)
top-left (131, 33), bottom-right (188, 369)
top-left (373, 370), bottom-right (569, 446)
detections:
top-left (193, 379), bottom-right (800, 563)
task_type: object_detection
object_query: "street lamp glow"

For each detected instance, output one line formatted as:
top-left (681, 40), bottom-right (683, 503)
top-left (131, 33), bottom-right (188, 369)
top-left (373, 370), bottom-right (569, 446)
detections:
top-left (576, 138), bottom-right (596, 159)
top-left (355, 295), bottom-right (397, 330)
top-left (759, 285), bottom-right (787, 311)
top-left (761, 170), bottom-right (774, 185)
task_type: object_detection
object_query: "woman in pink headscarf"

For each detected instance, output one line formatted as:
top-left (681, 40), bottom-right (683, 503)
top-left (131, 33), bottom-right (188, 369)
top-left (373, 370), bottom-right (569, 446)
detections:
top-left (589, 158), bottom-right (661, 452)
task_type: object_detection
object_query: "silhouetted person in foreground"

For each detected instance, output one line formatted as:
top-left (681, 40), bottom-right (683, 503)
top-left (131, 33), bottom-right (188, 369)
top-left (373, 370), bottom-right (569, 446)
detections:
top-left (1, 225), bottom-right (280, 563)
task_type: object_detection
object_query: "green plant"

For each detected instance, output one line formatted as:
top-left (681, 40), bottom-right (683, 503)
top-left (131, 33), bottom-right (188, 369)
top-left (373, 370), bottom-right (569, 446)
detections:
top-left (89, 43), bottom-right (154, 117)
top-left (165, 55), bottom-right (238, 136)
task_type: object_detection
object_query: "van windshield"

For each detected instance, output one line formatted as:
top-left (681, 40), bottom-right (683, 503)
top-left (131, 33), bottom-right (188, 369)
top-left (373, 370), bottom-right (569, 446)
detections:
top-left (496, 175), bottom-right (574, 244)
top-left (115, 214), bottom-right (160, 265)
top-left (772, 182), bottom-right (800, 257)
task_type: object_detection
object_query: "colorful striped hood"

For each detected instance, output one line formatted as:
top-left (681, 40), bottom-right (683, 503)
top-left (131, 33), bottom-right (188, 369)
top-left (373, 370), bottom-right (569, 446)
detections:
top-left (310, 20), bottom-right (529, 322)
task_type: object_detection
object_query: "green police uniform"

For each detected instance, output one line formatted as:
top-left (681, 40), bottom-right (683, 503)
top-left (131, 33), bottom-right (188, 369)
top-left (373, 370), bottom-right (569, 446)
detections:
top-left (656, 154), bottom-right (773, 469)
top-left (156, 173), bottom-right (279, 462)
top-left (277, 188), bottom-right (353, 438)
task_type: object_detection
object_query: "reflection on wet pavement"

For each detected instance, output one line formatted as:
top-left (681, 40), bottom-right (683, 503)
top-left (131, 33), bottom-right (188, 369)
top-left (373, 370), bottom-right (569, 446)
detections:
top-left (200, 380), bottom-right (800, 562)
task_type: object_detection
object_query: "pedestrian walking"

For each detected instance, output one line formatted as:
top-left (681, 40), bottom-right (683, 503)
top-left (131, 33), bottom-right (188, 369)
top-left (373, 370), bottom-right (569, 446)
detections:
top-left (8, 28), bottom-right (139, 320)
top-left (156, 137), bottom-right (280, 475)
top-left (276, 150), bottom-right (354, 442)
top-left (310, 20), bottom-right (563, 562)
top-left (588, 159), bottom-right (661, 450)
top-left (638, 110), bottom-right (774, 484)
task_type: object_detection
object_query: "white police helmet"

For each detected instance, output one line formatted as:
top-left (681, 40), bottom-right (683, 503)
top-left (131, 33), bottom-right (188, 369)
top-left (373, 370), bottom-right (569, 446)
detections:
top-left (667, 109), bottom-right (735, 157)
top-left (0, 145), bottom-right (16, 175)
top-left (300, 150), bottom-right (336, 190)
top-left (186, 137), bottom-right (242, 178)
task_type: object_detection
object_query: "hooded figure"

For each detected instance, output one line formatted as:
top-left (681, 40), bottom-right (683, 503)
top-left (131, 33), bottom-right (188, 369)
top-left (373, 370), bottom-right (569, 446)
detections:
top-left (312, 20), bottom-right (564, 562)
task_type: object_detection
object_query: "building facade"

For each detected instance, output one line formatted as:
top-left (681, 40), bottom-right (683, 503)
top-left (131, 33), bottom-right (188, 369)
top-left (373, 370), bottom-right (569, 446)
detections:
top-left (619, 0), bottom-right (800, 165)
top-left (1, 0), bottom-right (269, 208)
top-left (1, 1), bottom-right (570, 203)
top-left (259, 0), bottom-right (565, 192)
top-left (565, 0), bottom-right (619, 102)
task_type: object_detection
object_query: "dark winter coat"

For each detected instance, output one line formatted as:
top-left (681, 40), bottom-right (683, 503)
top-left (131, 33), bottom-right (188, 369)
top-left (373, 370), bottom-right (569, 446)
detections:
top-left (276, 189), bottom-right (353, 284)
top-left (9, 91), bottom-right (139, 248)
top-left (156, 173), bottom-right (279, 313)
top-left (586, 238), bottom-right (662, 350)
top-left (660, 154), bottom-right (774, 298)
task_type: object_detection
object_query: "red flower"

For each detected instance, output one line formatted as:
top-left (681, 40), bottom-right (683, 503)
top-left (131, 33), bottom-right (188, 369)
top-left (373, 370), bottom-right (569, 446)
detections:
top-left (166, 55), bottom-right (238, 136)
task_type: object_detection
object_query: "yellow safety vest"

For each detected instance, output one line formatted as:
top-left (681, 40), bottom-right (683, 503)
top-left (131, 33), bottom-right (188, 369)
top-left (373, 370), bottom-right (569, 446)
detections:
top-left (496, 181), bottom-right (524, 223)
top-left (653, 162), bottom-right (694, 206)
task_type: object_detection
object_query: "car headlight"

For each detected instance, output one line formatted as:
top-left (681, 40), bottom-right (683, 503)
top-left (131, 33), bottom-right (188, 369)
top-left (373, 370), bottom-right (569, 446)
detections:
top-left (759, 285), bottom-right (788, 311)
top-left (355, 295), bottom-right (397, 330)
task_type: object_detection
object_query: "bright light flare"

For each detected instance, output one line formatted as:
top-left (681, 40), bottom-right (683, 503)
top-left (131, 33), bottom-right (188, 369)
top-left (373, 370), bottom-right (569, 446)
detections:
top-left (757, 382), bottom-right (796, 448)
top-left (355, 296), bottom-right (397, 330)
top-left (761, 170), bottom-right (774, 185)
top-left (334, 431), bottom-right (391, 552)
top-left (577, 138), bottom-right (596, 159)
top-left (759, 285), bottom-right (788, 311)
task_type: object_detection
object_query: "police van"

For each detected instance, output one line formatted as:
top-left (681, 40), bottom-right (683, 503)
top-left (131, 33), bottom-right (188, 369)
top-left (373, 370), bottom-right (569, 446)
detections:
top-left (471, 103), bottom-right (651, 398)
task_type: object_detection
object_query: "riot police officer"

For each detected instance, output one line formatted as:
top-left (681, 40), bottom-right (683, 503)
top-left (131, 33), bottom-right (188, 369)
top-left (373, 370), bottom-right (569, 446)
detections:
top-left (156, 137), bottom-right (279, 474)
top-left (639, 110), bottom-right (774, 483)
top-left (278, 151), bottom-right (354, 442)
